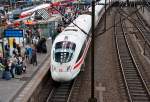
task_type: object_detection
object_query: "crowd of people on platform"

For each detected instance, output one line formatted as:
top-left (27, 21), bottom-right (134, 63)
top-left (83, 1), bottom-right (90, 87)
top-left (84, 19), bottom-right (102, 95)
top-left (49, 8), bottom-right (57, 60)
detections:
top-left (0, 39), bottom-right (27, 80)
top-left (0, 31), bottom-right (47, 80)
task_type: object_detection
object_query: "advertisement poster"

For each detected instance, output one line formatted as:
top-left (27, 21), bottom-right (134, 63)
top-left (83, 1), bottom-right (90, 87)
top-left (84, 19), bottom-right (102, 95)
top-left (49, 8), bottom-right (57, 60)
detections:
top-left (0, 43), bottom-right (3, 58)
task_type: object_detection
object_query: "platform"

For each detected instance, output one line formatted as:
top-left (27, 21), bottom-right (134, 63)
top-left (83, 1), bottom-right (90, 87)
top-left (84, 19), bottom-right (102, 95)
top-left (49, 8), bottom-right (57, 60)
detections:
top-left (0, 39), bottom-right (52, 102)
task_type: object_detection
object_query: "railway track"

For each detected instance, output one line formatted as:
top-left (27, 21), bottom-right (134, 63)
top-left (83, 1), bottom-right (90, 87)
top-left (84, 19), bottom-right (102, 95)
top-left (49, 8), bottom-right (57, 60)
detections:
top-left (46, 80), bottom-right (74, 102)
top-left (114, 10), bottom-right (150, 101)
top-left (117, 8), bottom-right (150, 57)
top-left (45, 74), bottom-right (83, 102)
top-left (118, 8), bottom-right (150, 48)
top-left (135, 12), bottom-right (150, 45)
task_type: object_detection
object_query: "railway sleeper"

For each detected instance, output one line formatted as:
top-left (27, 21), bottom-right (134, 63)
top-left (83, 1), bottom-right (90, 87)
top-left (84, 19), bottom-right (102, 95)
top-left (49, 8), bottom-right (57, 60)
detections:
top-left (58, 85), bottom-right (71, 88)
top-left (130, 92), bottom-right (148, 97)
top-left (132, 96), bottom-right (150, 102)
top-left (124, 69), bottom-right (137, 72)
top-left (57, 87), bottom-right (70, 89)
top-left (129, 86), bottom-right (147, 90)
top-left (125, 74), bottom-right (138, 77)
top-left (124, 71), bottom-right (138, 73)
top-left (50, 98), bottom-right (67, 102)
top-left (124, 71), bottom-right (138, 74)
top-left (128, 83), bottom-right (143, 87)
top-left (118, 51), bottom-right (129, 55)
top-left (125, 71), bottom-right (138, 74)
top-left (127, 80), bottom-right (142, 84)
top-left (144, 34), bottom-right (150, 37)
top-left (122, 61), bottom-right (133, 63)
top-left (130, 87), bottom-right (147, 92)
top-left (58, 86), bottom-right (71, 88)
top-left (126, 78), bottom-right (141, 81)
top-left (119, 54), bottom-right (130, 57)
top-left (123, 67), bottom-right (136, 70)
top-left (128, 86), bottom-right (144, 90)
top-left (122, 59), bottom-right (133, 61)
top-left (53, 95), bottom-right (68, 99)
top-left (131, 91), bottom-right (148, 96)
top-left (56, 89), bottom-right (70, 93)
top-left (127, 77), bottom-right (141, 80)
top-left (119, 50), bottom-right (129, 54)
top-left (120, 56), bottom-right (131, 60)
top-left (124, 72), bottom-right (138, 75)
top-left (123, 65), bottom-right (136, 68)
top-left (125, 76), bottom-right (140, 79)
top-left (125, 74), bottom-right (140, 77)
top-left (127, 81), bottom-right (143, 84)
top-left (122, 62), bottom-right (134, 66)
top-left (54, 93), bottom-right (68, 96)
top-left (125, 75), bottom-right (139, 78)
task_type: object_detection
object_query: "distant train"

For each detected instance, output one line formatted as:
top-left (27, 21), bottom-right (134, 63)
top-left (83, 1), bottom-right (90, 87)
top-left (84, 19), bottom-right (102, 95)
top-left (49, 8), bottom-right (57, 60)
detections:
top-left (51, 0), bottom-right (110, 82)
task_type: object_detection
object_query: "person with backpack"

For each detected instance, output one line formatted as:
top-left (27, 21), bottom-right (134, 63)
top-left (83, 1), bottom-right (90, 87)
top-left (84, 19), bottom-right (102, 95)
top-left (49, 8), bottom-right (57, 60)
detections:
top-left (24, 47), bottom-right (29, 61)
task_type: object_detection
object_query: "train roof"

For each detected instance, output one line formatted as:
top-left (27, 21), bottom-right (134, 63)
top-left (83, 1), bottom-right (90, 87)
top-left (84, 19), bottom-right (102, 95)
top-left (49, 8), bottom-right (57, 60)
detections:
top-left (64, 14), bottom-right (91, 34)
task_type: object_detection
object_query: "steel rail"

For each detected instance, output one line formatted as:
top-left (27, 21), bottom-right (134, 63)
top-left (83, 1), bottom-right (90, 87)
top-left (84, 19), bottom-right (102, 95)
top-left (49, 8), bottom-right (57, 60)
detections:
top-left (115, 9), bottom-right (150, 101)
top-left (122, 19), bottom-right (150, 97)
top-left (114, 12), bottom-right (132, 102)
top-left (67, 78), bottom-right (78, 102)
top-left (118, 8), bottom-right (150, 49)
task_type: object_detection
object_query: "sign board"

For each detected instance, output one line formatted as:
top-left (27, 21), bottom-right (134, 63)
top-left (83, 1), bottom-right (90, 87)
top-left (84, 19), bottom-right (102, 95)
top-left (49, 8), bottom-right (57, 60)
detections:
top-left (4, 29), bottom-right (23, 37)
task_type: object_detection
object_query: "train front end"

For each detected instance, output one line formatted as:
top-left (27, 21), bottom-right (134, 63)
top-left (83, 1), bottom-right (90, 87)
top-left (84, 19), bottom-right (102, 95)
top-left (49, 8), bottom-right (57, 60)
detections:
top-left (51, 39), bottom-right (80, 82)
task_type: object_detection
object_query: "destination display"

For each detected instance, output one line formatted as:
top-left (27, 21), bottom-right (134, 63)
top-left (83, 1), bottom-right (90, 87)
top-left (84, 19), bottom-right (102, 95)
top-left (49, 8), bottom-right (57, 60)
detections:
top-left (4, 29), bottom-right (23, 37)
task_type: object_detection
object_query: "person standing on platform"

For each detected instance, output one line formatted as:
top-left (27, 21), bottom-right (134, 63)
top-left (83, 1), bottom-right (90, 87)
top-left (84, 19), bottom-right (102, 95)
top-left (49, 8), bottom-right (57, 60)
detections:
top-left (9, 60), bottom-right (15, 78)
top-left (16, 44), bottom-right (21, 55)
top-left (31, 44), bottom-right (37, 66)
top-left (28, 46), bottom-right (32, 64)
top-left (13, 39), bottom-right (17, 49)
top-left (5, 43), bottom-right (10, 58)
top-left (2, 59), bottom-right (11, 80)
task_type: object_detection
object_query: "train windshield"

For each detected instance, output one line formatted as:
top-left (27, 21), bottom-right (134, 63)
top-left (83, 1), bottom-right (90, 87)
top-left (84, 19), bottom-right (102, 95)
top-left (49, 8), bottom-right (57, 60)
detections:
top-left (54, 41), bottom-right (76, 63)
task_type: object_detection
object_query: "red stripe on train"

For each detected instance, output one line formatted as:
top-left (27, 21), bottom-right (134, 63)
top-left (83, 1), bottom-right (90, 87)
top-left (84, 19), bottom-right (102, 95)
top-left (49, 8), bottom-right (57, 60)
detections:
top-left (74, 38), bottom-right (91, 69)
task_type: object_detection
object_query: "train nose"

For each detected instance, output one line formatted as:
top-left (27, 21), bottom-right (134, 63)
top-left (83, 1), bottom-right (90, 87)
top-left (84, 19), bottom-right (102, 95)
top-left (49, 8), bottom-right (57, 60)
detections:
top-left (51, 71), bottom-right (73, 82)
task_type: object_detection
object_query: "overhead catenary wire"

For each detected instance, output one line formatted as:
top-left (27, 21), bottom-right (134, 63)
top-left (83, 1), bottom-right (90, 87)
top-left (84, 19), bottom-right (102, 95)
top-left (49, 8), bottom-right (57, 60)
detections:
top-left (95, 5), bottom-right (143, 38)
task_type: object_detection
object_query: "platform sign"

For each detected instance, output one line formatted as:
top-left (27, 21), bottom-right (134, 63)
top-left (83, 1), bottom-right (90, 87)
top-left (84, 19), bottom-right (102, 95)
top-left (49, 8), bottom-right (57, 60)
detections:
top-left (4, 29), bottom-right (23, 37)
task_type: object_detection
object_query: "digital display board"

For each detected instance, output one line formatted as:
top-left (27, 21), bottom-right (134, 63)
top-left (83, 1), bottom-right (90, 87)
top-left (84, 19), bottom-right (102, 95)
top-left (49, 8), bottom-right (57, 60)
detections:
top-left (4, 29), bottom-right (23, 37)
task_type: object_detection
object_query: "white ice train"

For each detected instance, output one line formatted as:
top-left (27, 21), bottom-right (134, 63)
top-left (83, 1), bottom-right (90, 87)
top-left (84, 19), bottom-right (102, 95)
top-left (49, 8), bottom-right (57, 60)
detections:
top-left (51, 0), bottom-right (109, 82)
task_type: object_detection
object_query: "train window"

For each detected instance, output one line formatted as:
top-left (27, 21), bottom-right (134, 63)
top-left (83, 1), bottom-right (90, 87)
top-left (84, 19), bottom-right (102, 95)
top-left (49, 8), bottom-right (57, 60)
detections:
top-left (55, 41), bottom-right (76, 50)
top-left (54, 41), bottom-right (76, 63)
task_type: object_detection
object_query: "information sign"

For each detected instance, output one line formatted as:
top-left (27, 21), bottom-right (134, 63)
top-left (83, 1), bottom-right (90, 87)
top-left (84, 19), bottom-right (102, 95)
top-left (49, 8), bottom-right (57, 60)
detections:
top-left (4, 29), bottom-right (23, 37)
